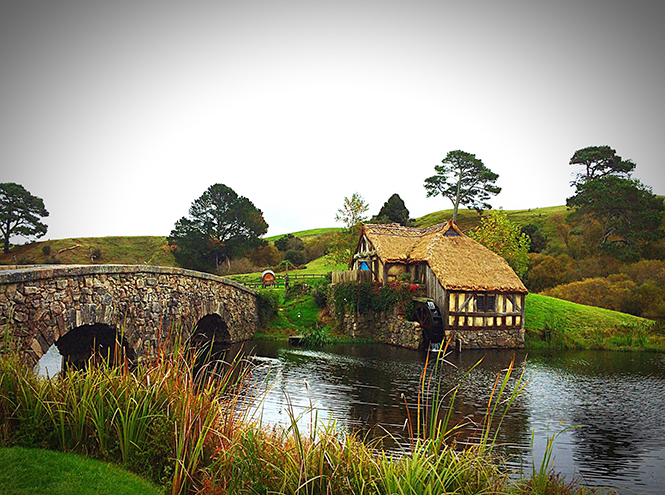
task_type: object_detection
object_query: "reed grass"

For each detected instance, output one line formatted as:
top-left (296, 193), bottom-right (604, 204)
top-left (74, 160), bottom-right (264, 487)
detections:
top-left (0, 325), bottom-right (614, 494)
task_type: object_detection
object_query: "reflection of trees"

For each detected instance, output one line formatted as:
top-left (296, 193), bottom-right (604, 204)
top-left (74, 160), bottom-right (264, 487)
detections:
top-left (552, 351), bottom-right (665, 483)
top-left (341, 348), bottom-right (531, 455)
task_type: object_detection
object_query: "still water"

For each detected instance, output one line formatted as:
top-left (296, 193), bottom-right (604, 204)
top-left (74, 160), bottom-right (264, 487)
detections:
top-left (229, 341), bottom-right (665, 495)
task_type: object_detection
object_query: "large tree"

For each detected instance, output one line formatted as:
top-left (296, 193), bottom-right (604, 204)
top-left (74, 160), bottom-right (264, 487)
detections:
top-left (424, 150), bottom-right (501, 222)
top-left (566, 175), bottom-right (665, 259)
top-left (0, 183), bottom-right (49, 254)
top-left (168, 184), bottom-right (268, 273)
top-left (569, 145), bottom-right (635, 186)
top-left (468, 209), bottom-right (530, 278)
top-left (370, 193), bottom-right (411, 226)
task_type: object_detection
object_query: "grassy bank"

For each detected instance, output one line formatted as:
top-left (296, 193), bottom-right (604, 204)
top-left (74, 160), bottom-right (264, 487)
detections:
top-left (0, 447), bottom-right (162, 495)
top-left (0, 338), bottom-right (607, 495)
top-left (524, 293), bottom-right (664, 351)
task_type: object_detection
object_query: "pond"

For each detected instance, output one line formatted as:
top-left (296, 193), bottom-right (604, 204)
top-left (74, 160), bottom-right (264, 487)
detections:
top-left (229, 340), bottom-right (665, 495)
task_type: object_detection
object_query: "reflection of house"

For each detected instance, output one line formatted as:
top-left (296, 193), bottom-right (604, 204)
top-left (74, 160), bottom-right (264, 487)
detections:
top-left (350, 221), bottom-right (527, 348)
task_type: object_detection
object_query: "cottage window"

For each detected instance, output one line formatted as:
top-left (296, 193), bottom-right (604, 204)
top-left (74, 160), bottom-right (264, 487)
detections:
top-left (475, 294), bottom-right (496, 312)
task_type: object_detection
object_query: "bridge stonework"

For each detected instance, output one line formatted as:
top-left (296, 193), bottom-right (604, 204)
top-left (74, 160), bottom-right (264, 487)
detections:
top-left (0, 265), bottom-right (259, 366)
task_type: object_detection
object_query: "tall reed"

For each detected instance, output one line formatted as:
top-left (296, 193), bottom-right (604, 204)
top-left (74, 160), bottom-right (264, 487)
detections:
top-left (0, 321), bottom-right (612, 494)
top-left (0, 327), bottom-right (253, 494)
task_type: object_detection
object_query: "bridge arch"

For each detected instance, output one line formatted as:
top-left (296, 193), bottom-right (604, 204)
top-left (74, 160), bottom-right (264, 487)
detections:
top-left (0, 264), bottom-right (259, 366)
top-left (55, 322), bottom-right (135, 369)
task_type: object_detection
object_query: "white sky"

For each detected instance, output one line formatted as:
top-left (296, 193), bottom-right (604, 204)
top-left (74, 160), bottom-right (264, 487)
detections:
top-left (1, 0), bottom-right (664, 240)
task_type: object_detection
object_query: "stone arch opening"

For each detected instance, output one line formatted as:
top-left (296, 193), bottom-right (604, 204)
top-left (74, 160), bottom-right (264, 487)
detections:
top-left (190, 314), bottom-right (230, 354)
top-left (55, 323), bottom-right (136, 370)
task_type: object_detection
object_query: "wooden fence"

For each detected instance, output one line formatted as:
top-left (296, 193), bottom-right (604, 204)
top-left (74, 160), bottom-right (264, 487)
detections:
top-left (239, 273), bottom-right (328, 289)
top-left (331, 269), bottom-right (372, 284)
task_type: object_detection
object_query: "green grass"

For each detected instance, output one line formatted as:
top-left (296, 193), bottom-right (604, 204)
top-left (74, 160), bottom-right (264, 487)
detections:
top-left (265, 227), bottom-right (343, 242)
top-left (0, 447), bottom-right (162, 495)
top-left (414, 205), bottom-right (569, 233)
top-left (1, 236), bottom-right (177, 267)
top-left (0, 334), bottom-right (611, 495)
top-left (524, 293), bottom-right (664, 351)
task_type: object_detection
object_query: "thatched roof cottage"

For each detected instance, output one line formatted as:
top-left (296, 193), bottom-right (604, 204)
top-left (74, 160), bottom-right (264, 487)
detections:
top-left (349, 221), bottom-right (527, 349)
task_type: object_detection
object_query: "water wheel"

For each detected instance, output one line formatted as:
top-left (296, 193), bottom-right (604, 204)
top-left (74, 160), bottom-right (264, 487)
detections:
top-left (412, 300), bottom-right (444, 343)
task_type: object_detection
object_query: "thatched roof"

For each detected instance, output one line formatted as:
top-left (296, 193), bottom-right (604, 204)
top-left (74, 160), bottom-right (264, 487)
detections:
top-left (358, 221), bottom-right (527, 294)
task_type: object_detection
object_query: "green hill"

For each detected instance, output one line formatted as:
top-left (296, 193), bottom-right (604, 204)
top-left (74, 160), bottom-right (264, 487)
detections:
top-left (525, 293), bottom-right (662, 351)
top-left (0, 236), bottom-right (177, 267)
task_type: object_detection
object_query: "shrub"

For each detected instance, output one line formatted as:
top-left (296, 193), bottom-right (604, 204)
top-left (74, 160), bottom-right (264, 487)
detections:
top-left (256, 289), bottom-right (280, 327)
top-left (285, 281), bottom-right (309, 300)
top-left (284, 249), bottom-right (307, 267)
top-left (41, 244), bottom-right (51, 256)
top-left (331, 281), bottom-right (416, 320)
top-left (524, 253), bottom-right (575, 292)
top-left (521, 224), bottom-right (546, 253)
top-left (543, 276), bottom-right (636, 312)
top-left (311, 284), bottom-right (330, 308)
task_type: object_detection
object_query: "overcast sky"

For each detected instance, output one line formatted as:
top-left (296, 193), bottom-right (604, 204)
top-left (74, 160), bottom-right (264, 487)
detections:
top-left (1, 0), bottom-right (663, 240)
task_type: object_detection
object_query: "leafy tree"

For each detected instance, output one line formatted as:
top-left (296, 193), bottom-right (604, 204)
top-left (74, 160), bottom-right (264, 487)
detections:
top-left (468, 209), bottom-right (530, 278)
top-left (569, 145), bottom-right (636, 186)
top-left (284, 249), bottom-right (307, 267)
top-left (520, 224), bottom-right (546, 253)
top-left (424, 150), bottom-right (501, 222)
top-left (168, 184), bottom-right (268, 273)
top-left (274, 233), bottom-right (304, 252)
top-left (335, 192), bottom-right (369, 229)
top-left (328, 193), bottom-right (369, 266)
top-left (370, 193), bottom-right (411, 226)
top-left (566, 175), bottom-right (665, 259)
top-left (0, 183), bottom-right (49, 254)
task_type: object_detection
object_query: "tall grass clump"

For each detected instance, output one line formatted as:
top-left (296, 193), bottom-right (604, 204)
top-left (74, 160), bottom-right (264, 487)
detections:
top-left (1, 322), bottom-right (613, 494)
top-left (0, 328), bottom-right (254, 494)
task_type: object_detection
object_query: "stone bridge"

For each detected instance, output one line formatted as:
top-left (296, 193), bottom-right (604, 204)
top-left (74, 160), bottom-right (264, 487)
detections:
top-left (0, 265), bottom-right (259, 367)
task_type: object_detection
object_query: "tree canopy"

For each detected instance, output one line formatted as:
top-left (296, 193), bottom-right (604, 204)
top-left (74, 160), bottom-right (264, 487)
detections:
top-left (0, 183), bottom-right (49, 254)
top-left (424, 150), bottom-right (500, 222)
top-left (566, 175), bottom-right (665, 259)
top-left (335, 193), bottom-right (369, 230)
top-left (370, 193), bottom-right (411, 226)
top-left (167, 184), bottom-right (268, 273)
top-left (569, 145), bottom-right (635, 186)
top-left (468, 209), bottom-right (530, 278)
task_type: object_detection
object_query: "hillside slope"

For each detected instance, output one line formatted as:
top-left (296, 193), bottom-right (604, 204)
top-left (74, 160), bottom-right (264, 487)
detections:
top-left (0, 236), bottom-right (177, 267)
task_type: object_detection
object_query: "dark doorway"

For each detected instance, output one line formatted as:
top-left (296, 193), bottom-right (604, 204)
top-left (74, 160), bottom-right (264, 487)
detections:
top-left (55, 323), bottom-right (136, 369)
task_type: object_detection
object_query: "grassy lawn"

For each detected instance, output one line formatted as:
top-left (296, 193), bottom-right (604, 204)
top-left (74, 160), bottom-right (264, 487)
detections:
top-left (525, 293), bottom-right (664, 351)
top-left (0, 447), bottom-right (162, 495)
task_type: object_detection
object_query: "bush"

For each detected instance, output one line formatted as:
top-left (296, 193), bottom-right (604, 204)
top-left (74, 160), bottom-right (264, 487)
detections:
top-left (312, 284), bottom-right (330, 308)
top-left (331, 281), bottom-right (416, 319)
top-left (524, 253), bottom-right (575, 292)
top-left (543, 276), bottom-right (637, 312)
top-left (256, 289), bottom-right (280, 327)
top-left (285, 281), bottom-right (310, 301)
top-left (284, 249), bottom-right (307, 267)
top-left (41, 244), bottom-right (51, 256)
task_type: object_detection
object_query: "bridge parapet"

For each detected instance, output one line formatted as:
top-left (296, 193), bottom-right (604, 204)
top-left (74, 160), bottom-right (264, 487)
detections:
top-left (0, 264), bottom-right (259, 366)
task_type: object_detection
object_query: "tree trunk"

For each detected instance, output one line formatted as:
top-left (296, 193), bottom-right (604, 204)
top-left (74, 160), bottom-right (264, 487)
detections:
top-left (3, 220), bottom-right (9, 254)
top-left (453, 166), bottom-right (462, 223)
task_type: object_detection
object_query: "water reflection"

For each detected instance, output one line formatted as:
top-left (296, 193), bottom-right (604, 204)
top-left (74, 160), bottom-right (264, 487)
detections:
top-left (230, 342), bottom-right (665, 494)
